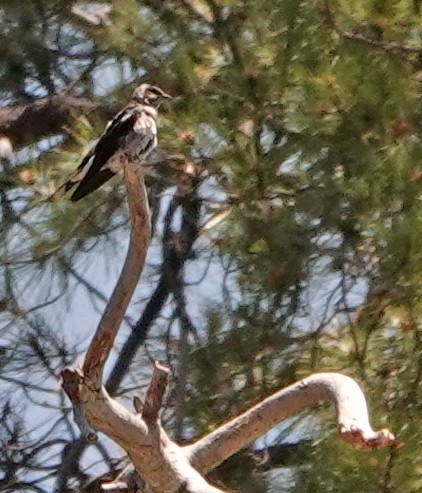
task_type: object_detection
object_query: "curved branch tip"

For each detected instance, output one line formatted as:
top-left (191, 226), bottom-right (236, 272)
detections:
top-left (339, 425), bottom-right (395, 451)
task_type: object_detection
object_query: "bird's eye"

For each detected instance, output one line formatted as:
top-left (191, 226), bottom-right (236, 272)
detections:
top-left (144, 90), bottom-right (159, 104)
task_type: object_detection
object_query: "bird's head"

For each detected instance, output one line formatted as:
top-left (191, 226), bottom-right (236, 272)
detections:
top-left (133, 83), bottom-right (172, 107)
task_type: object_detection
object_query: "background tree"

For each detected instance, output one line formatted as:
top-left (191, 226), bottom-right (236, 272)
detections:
top-left (0, 1), bottom-right (421, 492)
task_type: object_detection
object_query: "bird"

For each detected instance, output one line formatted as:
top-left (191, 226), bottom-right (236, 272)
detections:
top-left (53, 83), bottom-right (172, 202)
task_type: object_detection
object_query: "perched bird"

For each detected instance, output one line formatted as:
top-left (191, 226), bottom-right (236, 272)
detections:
top-left (53, 83), bottom-right (172, 201)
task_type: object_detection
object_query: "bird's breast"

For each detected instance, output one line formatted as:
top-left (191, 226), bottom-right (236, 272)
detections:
top-left (124, 129), bottom-right (157, 162)
top-left (124, 112), bottom-right (157, 160)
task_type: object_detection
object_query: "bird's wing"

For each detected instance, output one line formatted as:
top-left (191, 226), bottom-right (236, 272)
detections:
top-left (49, 146), bottom-right (96, 201)
top-left (70, 106), bottom-right (158, 201)
top-left (50, 105), bottom-right (138, 202)
top-left (69, 168), bottom-right (116, 202)
top-left (69, 106), bottom-right (139, 200)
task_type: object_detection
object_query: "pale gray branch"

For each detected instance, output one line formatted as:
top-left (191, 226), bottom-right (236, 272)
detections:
top-left (61, 163), bottom-right (394, 493)
top-left (184, 372), bottom-right (395, 474)
top-left (61, 164), bottom-right (223, 493)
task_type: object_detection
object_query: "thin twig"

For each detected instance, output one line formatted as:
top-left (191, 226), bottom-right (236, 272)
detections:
top-left (340, 29), bottom-right (422, 54)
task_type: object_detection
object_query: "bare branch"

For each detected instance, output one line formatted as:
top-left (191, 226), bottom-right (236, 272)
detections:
top-left (0, 95), bottom-right (111, 147)
top-left (60, 164), bottom-right (222, 492)
top-left (340, 30), bottom-right (422, 54)
top-left (83, 163), bottom-right (151, 388)
top-left (59, 158), bottom-right (393, 493)
top-left (106, 171), bottom-right (202, 394)
top-left (63, 370), bottom-right (393, 492)
top-left (321, 4), bottom-right (422, 55)
top-left (71, 4), bottom-right (112, 26)
top-left (185, 373), bottom-right (395, 474)
top-left (62, 369), bottom-right (224, 493)
top-left (101, 463), bottom-right (145, 493)
top-left (73, 403), bottom-right (98, 443)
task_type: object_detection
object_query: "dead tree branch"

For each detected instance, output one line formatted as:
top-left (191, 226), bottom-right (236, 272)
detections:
top-left (106, 167), bottom-right (202, 393)
top-left (60, 163), bottom-right (222, 493)
top-left (79, 371), bottom-right (395, 493)
top-left (0, 95), bottom-right (116, 147)
top-left (60, 162), bottom-right (394, 493)
top-left (321, 4), bottom-right (422, 55)
top-left (83, 163), bottom-right (150, 388)
top-left (185, 373), bottom-right (395, 474)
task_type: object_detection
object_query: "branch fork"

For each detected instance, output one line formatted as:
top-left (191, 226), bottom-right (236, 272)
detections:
top-left (60, 160), bottom-right (395, 493)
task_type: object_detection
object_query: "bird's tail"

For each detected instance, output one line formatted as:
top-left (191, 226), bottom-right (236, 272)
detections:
top-left (48, 155), bottom-right (93, 202)
top-left (69, 169), bottom-right (115, 201)
top-left (49, 179), bottom-right (77, 202)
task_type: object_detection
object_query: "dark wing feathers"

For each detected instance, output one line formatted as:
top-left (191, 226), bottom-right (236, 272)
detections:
top-left (70, 107), bottom-right (137, 200)
top-left (83, 107), bottom-right (137, 178)
top-left (49, 149), bottom-right (95, 201)
top-left (70, 169), bottom-right (116, 202)
top-left (51, 104), bottom-right (138, 202)
top-left (52, 101), bottom-right (157, 202)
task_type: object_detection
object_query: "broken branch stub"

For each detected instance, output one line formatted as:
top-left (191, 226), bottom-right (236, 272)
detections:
top-left (142, 361), bottom-right (170, 424)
